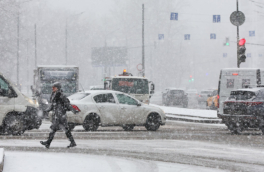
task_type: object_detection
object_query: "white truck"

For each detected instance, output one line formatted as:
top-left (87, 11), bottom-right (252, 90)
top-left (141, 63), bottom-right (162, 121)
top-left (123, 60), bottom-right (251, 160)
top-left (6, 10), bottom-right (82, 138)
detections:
top-left (32, 65), bottom-right (79, 102)
top-left (0, 73), bottom-right (41, 135)
top-left (103, 70), bottom-right (155, 104)
top-left (31, 65), bottom-right (79, 118)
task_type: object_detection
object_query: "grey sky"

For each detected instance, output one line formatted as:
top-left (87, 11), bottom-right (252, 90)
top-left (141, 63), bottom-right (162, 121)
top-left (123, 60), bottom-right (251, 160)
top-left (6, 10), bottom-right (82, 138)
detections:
top-left (46, 0), bottom-right (114, 17)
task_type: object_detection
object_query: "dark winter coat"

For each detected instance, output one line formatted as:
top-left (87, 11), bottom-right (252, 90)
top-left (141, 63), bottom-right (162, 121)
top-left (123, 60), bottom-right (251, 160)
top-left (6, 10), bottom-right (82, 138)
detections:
top-left (45, 90), bottom-right (77, 131)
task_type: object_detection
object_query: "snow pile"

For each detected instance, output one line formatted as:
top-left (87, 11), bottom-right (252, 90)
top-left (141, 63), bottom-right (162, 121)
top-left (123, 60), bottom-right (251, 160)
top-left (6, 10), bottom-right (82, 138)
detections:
top-left (0, 148), bottom-right (4, 172)
top-left (0, 149), bottom-right (3, 164)
top-left (151, 104), bottom-right (217, 118)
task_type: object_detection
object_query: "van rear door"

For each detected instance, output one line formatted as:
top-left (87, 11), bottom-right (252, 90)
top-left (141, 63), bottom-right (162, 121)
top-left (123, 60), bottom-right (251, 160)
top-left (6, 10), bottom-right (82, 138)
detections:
top-left (219, 69), bottom-right (257, 115)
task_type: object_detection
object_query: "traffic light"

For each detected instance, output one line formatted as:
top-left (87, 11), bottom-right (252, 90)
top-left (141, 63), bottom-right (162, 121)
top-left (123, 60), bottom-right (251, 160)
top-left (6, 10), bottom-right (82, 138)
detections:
top-left (238, 38), bottom-right (246, 63)
top-left (224, 37), bottom-right (230, 46)
top-left (189, 75), bottom-right (194, 82)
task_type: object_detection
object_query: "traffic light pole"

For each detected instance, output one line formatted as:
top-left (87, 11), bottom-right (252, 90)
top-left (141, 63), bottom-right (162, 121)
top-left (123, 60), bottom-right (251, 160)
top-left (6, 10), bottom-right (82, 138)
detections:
top-left (237, 0), bottom-right (240, 68)
top-left (142, 4), bottom-right (145, 77)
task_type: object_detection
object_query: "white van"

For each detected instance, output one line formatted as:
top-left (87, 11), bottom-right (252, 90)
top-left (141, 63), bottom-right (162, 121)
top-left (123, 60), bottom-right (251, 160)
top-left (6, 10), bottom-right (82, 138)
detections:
top-left (0, 73), bottom-right (42, 135)
top-left (217, 68), bottom-right (262, 118)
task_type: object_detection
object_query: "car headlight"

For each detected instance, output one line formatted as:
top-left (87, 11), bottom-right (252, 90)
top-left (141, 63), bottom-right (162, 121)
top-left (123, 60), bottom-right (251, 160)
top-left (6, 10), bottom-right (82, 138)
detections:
top-left (28, 99), bottom-right (34, 105)
top-left (42, 99), bottom-right (49, 105)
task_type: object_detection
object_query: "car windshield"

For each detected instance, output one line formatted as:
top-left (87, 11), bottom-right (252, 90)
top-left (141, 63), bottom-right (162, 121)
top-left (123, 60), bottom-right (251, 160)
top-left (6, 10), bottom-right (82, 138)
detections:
top-left (187, 90), bottom-right (197, 94)
top-left (229, 91), bottom-right (256, 100)
top-left (170, 90), bottom-right (184, 94)
top-left (68, 93), bottom-right (90, 100)
top-left (112, 78), bottom-right (149, 94)
top-left (200, 91), bottom-right (212, 94)
top-left (41, 81), bottom-right (77, 94)
top-left (40, 70), bottom-right (77, 81)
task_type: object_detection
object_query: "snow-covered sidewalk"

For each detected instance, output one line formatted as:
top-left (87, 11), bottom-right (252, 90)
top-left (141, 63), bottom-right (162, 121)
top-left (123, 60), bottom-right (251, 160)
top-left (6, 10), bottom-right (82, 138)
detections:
top-left (4, 151), bottom-right (223, 172)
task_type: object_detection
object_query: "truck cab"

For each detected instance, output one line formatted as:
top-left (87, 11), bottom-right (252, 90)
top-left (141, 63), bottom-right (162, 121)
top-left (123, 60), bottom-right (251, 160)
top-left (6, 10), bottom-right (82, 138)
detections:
top-left (0, 73), bottom-right (41, 135)
top-left (104, 70), bottom-right (155, 104)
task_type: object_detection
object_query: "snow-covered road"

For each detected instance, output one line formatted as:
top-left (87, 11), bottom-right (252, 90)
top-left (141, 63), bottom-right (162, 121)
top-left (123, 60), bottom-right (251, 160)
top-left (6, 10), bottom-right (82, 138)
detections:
top-left (4, 151), bottom-right (224, 172)
top-left (2, 138), bottom-right (264, 172)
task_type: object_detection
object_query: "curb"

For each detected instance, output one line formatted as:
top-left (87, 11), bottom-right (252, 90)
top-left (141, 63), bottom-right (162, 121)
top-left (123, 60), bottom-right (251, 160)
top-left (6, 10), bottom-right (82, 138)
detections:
top-left (0, 148), bottom-right (4, 172)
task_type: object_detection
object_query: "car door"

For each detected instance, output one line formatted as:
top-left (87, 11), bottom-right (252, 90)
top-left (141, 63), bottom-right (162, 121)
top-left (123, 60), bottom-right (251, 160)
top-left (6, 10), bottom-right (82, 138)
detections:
top-left (116, 93), bottom-right (143, 125)
top-left (0, 76), bottom-right (15, 124)
top-left (93, 93), bottom-right (121, 125)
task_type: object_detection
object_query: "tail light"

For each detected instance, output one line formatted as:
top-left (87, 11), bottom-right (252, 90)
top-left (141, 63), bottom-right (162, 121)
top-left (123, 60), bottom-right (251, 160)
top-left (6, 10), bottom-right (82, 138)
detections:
top-left (217, 95), bottom-right (220, 108)
top-left (199, 95), bottom-right (201, 97)
top-left (71, 105), bottom-right (81, 112)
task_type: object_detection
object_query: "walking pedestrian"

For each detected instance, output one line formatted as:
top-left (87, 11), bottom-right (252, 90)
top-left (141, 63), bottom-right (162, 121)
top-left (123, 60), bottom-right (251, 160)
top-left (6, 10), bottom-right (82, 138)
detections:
top-left (40, 82), bottom-right (78, 148)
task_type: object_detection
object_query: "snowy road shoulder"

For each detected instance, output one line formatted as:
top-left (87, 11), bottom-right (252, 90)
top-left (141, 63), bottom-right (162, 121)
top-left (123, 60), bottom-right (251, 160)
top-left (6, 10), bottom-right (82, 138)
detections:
top-left (0, 148), bottom-right (4, 172)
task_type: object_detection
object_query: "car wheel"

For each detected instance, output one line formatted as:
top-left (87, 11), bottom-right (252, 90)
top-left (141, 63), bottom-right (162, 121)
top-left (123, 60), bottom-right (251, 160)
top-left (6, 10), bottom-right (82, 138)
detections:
top-left (4, 113), bottom-right (25, 136)
top-left (83, 113), bottom-right (100, 131)
top-left (68, 123), bottom-right (75, 131)
top-left (228, 123), bottom-right (243, 135)
top-left (232, 127), bottom-right (244, 135)
top-left (122, 125), bottom-right (134, 131)
top-left (260, 127), bottom-right (264, 135)
top-left (145, 113), bottom-right (161, 131)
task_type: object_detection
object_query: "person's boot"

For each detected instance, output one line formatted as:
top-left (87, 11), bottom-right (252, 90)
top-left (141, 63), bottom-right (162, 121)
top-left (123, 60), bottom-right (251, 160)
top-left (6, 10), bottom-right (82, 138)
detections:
top-left (66, 130), bottom-right (77, 148)
top-left (40, 140), bottom-right (51, 149)
top-left (40, 131), bottom-right (55, 149)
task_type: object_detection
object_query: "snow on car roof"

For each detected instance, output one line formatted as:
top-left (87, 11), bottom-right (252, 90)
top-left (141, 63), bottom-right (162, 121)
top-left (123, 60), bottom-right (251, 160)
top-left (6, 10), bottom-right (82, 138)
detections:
top-left (221, 68), bottom-right (259, 71)
top-left (37, 65), bottom-right (78, 68)
top-left (81, 90), bottom-right (123, 94)
top-left (111, 76), bottom-right (149, 79)
top-left (235, 88), bottom-right (264, 92)
top-left (170, 88), bottom-right (185, 91)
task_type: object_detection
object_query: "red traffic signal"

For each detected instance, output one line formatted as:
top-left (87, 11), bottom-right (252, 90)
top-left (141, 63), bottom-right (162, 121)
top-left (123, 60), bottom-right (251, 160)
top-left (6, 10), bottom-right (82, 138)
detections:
top-left (239, 38), bottom-right (246, 46)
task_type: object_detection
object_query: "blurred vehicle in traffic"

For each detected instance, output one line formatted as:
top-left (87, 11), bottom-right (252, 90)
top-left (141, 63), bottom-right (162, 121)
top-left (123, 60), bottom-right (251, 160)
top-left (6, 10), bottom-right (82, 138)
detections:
top-left (90, 85), bottom-right (104, 90)
top-left (206, 89), bottom-right (218, 110)
top-left (186, 89), bottom-right (198, 96)
top-left (103, 70), bottom-right (155, 104)
top-left (162, 88), bottom-right (188, 108)
top-left (217, 68), bottom-right (264, 119)
top-left (186, 89), bottom-right (198, 103)
top-left (0, 73), bottom-right (42, 135)
top-left (55, 90), bottom-right (166, 131)
top-left (221, 88), bottom-right (264, 134)
top-left (198, 90), bottom-right (214, 105)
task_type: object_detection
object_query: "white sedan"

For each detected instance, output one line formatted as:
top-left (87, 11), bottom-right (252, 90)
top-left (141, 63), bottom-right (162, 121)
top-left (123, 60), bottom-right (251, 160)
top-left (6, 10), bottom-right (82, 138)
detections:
top-left (59, 90), bottom-right (166, 131)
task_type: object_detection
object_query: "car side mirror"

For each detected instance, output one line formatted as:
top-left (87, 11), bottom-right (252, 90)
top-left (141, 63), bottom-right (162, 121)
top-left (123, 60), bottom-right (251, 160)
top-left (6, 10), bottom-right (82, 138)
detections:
top-left (151, 83), bottom-right (155, 91)
top-left (137, 103), bottom-right (141, 106)
top-left (150, 90), bottom-right (154, 94)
